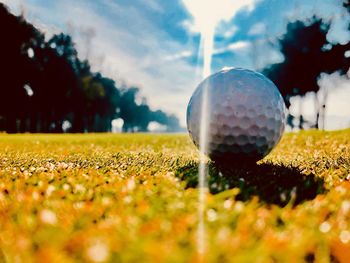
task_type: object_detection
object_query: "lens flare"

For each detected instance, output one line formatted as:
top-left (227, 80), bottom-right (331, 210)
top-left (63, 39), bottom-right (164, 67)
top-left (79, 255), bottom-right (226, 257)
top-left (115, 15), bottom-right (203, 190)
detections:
top-left (182, 0), bottom-right (259, 258)
top-left (196, 26), bottom-right (214, 257)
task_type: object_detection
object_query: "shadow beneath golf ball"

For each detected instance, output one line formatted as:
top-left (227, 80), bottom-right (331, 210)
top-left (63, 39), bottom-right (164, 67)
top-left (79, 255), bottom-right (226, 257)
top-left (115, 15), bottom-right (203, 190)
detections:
top-left (176, 162), bottom-right (325, 207)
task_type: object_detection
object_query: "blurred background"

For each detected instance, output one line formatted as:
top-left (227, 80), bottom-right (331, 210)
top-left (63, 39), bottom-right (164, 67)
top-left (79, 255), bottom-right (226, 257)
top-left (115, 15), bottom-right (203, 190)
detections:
top-left (0, 0), bottom-right (349, 133)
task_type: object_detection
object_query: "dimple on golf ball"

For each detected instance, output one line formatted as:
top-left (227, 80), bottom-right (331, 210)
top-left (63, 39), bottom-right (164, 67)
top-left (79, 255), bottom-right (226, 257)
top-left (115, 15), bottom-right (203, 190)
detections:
top-left (187, 68), bottom-right (286, 164)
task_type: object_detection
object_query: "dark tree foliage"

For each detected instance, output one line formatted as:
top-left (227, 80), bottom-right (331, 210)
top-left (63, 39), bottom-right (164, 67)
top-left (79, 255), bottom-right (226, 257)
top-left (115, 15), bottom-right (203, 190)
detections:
top-left (263, 17), bottom-right (350, 129)
top-left (118, 88), bottom-right (178, 132)
top-left (0, 4), bottom-right (181, 133)
top-left (0, 4), bottom-right (43, 132)
top-left (30, 34), bottom-right (79, 132)
top-left (263, 18), bottom-right (329, 108)
top-left (152, 110), bottom-right (181, 132)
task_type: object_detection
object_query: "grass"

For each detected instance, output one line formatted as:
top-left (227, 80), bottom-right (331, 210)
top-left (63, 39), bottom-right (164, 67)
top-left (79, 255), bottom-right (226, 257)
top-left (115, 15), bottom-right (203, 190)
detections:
top-left (0, 130), bottom-right (350, 262)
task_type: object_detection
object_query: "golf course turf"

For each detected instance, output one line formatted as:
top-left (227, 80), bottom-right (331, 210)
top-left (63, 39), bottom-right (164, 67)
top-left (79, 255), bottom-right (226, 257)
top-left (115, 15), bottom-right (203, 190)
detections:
top-left (0, 131), bottom-right (350, 262)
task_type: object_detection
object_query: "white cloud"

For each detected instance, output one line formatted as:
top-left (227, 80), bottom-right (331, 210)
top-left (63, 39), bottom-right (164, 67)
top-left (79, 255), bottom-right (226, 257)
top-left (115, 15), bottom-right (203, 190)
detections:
top-left (1, 0), bottom-right (22, 14)
top-left (164, 50), bottom-right (193, 61)
top-left (3, 0), bottom-right (68, 38)
top-left (67, 1), bottom-right (196, 123)
top-left (318, 72), bottom-right (350, 119)
top-left (222, 25), bottom-right (238, 38)
top-left (215, 21), bottom-right (238, 39)
top-left (248, 22), bottom-right (266, 35)
top-left (285, 0), bottom-right (350, 45)
top-left (214, 41), bottom-right (251, 55)
top-left (250, 39), bottom-right (284, 70)
top-left (181, 19), bottom-right (200, 34)
top-left (226, 41), bottom-right (251, 51)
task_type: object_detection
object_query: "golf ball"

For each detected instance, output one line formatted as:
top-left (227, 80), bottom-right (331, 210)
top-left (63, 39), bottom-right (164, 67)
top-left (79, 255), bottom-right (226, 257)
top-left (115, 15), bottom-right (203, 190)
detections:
top-left (187, 68), bottom-right (286, 164)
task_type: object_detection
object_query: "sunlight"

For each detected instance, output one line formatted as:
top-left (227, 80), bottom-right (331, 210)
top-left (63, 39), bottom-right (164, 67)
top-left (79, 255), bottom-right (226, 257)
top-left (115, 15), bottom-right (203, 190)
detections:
top-left (182, 0), bottom-right (257, 35)
top-left (182, 0), bottom-right (259, 77)
top-left (181, 0), bottom-right (259, 258)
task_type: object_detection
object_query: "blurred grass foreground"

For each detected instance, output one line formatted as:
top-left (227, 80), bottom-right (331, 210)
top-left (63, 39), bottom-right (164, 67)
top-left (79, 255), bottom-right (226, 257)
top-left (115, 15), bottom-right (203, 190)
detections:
top-left (0, 131), bottom-right (350, 262)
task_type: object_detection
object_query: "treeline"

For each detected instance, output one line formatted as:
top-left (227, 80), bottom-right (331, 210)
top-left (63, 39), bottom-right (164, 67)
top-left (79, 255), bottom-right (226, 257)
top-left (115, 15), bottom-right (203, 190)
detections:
top-left (261, 2), bottom-right (350, 130)
top-left (0, 4), bottom-right (181, 133)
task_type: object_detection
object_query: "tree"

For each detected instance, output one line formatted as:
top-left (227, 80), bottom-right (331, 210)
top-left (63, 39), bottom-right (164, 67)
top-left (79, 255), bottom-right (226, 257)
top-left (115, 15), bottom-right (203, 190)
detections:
top-left (0, 4), bottom-right (43, 133)
top-left (118, 88), bottom-right (154, 132)
top-left (80, 73), bottom-right (120, 132)
top-left (263, 17), bottom-right (350, 129)
top-left (31, 34), bottom-right (79, 132)
top-left (119, 87), bottom-right (139, 132)
top-left (151, 110), bottom-right (181, 132)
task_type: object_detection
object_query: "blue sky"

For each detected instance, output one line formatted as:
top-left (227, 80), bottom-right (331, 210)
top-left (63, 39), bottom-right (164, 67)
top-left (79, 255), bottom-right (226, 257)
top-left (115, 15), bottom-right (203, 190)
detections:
top-left (3, 0), bottom-right (350, 129)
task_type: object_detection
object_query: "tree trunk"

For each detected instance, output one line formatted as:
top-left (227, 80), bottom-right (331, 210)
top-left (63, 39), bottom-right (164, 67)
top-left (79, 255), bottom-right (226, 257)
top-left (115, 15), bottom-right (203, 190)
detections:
top-left (298, 97), bottom-right (304, 130)
top-left (320, 87), bottom-right (328, 131)
top-left (314, 93), bottom-right (320, 129)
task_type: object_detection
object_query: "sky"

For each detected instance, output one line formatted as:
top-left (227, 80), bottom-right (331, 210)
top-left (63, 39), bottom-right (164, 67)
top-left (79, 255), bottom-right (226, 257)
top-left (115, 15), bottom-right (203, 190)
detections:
top-left (2, 0), bottom-right (350, 130)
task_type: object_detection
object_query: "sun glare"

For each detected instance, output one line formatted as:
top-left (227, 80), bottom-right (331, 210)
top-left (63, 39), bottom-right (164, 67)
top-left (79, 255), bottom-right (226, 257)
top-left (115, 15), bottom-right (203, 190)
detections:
top-left (182, 0), bottom-right (257, 33)
top-left (182, 0), bottom-right (258, 76)
top-left (181, 0), bottom-right (259, 258)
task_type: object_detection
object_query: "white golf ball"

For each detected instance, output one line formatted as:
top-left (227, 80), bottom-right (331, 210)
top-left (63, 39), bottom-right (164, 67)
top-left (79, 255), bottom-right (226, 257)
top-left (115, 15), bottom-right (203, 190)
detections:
top-left (187, 68), bottom-right (286, 164)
